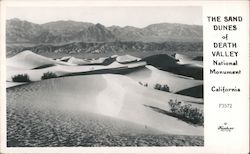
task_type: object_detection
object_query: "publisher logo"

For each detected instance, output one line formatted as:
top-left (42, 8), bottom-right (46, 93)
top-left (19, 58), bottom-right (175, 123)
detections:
top-left (218, 122), bottom-right (234, 132)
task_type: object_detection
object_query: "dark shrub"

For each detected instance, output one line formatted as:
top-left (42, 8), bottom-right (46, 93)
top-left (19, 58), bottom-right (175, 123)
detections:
top-left (12, 74), bottom-right (31, 82)
top-left (154, 83), bottom-right (162, 90)
top-left (154, 83), bottom-right (170, 92)
top-left (168, 99), bottom-right (204, 126)
top-left (139, 81), bottom-right (148, 87)
top-left (139, 81), bottom-right (143, 85)
top-left (161, 84), bottom-right (170, 92)
top-left (41, 72), bottom-right (57, 80)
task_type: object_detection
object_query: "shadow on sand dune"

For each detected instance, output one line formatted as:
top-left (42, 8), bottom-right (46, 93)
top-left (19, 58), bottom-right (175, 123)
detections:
top-left (61, 65), bottom-right (146, 77)
top-left (143, 54), bottom-right (203, 80)
top-left (176, 85), bottom-right (203, 98)
top-left (143, 105), bottom-right (203, 126)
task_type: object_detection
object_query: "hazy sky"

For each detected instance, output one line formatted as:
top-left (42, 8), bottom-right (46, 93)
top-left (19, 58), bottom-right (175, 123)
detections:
top-left (6, 6), bottom-right (202, 27)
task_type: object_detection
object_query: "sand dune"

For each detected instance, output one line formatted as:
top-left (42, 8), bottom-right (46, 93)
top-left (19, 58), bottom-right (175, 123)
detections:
top-left (67, 57), bottom-right (92, 65)
top-left (6, 51), bottom-right (202, 96)
top-left (116, 55), bottom-right (141, 64)
top-left (57, 56), bottom-right (71, 62)
top-left (7, 102), bottom-right (203, 146)
top-left (58, 55), bottom-right (117, 66)
top-left (143, 54), bottom-right (179, 68)
top-left (7, 50), bottom-right (75, 70)
top-left (126, 65), bottom-right (203, 93)
top-left (143, 54), bottom-right (203, 80)
top-left (172, 53), bottom-right (203, 67)
top-left (6, 51), bottom-right (204, 146)
top-left (6, 51), bottom-right (145, 83)
top-left (7, 74), bottom-right (203, 136)
top-left (6, 81), bottom-right (27, 88)
top-left (7, 59), bottom-right (146, 83)
top-left (6, 51), bottom-right (202, 100)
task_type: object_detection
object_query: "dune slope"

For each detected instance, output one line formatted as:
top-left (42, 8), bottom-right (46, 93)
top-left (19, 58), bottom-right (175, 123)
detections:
top-left (172, 53), bottom-right (203, 67)
top-left (7, 105), bottom-right (203, 147)
top-left (7, 75), bottom-right (203, 136)
top-left (7, 50), bottom-right (75, 70)
top-left (126, 65), bottom-right (203, 94)
top-left (143, 54), bottom-right (203, 80)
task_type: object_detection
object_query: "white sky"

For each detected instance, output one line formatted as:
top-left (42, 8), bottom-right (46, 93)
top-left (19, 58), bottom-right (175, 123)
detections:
top-left (6, 6), bottom-right (202, 27)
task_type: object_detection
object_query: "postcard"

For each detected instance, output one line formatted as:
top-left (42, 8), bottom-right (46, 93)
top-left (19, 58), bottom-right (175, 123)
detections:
top-left (0, 0), bottom-right (249, 153)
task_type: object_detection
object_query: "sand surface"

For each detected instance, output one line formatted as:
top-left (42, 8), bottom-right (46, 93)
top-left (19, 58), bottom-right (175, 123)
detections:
top-left (7, 103), bottom-right (203, 147)
top-left (126, 65), bottom-right (203, 93)
top-left (7, 50), bottom-right (75, 69)
top-left (173, 53), bottom-right (203, 67)
top-left (6, 51), bottom-right (204, 146)
top-left (8, 75), bottom-right (203, 135)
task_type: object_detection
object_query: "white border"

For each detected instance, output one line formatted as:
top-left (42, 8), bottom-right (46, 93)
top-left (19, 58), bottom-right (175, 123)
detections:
top-left (1, 1), bottom-right (249, 153)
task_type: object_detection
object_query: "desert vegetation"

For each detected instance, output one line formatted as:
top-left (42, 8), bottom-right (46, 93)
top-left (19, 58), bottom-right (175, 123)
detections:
top-left (41, 72), bottom-right (58, 80)
top-left (11, 74), bottom-right (30, 82)
top-left (154, 83), bottom-right (170, 92)
top-left (168, 99), bottom-right (204, 126)
top-left (138, 81), bottom-right (148, 87)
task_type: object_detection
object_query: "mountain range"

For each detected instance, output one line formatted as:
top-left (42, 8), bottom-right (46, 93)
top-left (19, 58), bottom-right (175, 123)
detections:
top-left (7, 18), bottom-right (202, 44)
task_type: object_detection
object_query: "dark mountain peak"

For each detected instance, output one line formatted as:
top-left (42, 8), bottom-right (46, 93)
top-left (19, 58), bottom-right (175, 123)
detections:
top-left (83, 23), bottom-right (115, 42)
top-left (6, 18), bottom-right (44, 43)
top-left (95, 23), bottom-right (106, 28)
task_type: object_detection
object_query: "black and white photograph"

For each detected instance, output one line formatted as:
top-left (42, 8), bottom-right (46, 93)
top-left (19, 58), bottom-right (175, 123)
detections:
top-left (5, 6), bottom-right (204, 147)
